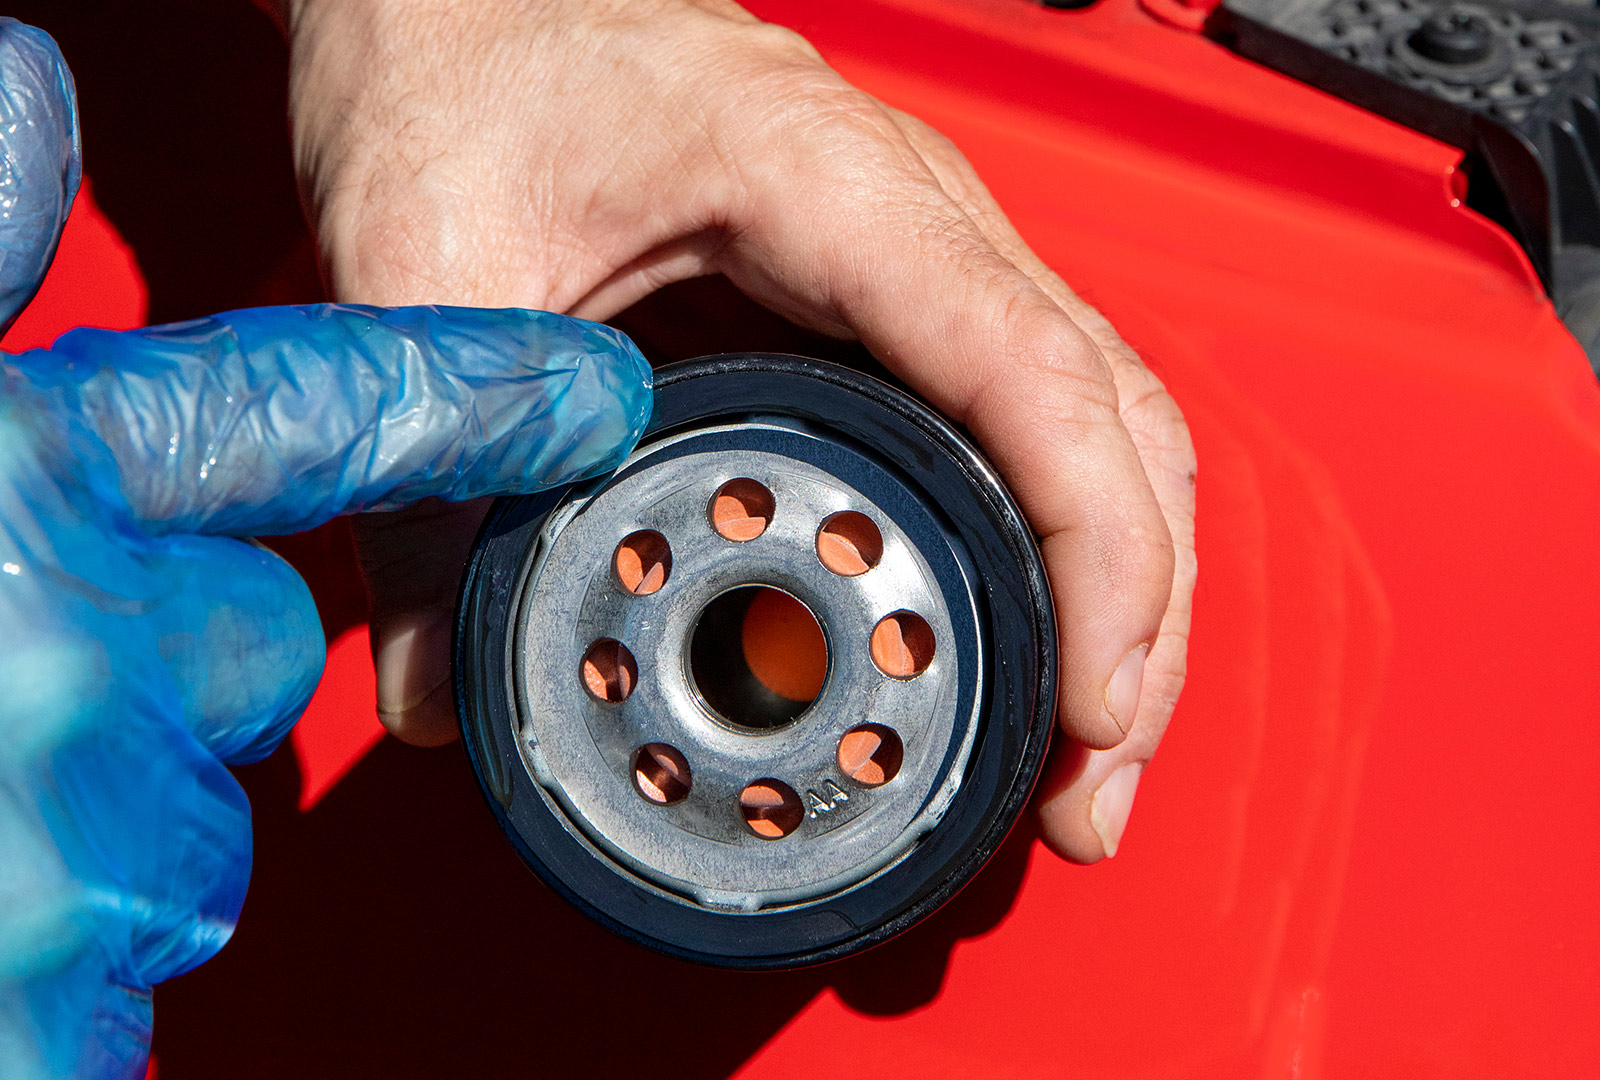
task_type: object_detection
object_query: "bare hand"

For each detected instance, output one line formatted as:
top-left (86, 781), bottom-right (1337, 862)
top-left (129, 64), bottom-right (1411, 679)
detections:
top-left (271, 0), bottom-right (1197, 862)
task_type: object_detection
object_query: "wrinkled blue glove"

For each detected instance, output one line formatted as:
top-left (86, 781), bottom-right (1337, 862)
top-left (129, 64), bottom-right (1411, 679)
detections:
top-left (0, 20), bottom-right (652, 1079)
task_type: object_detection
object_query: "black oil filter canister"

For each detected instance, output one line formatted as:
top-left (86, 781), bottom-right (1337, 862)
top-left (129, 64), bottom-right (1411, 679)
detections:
top-left (454, 355), bottom-right (1056, 968)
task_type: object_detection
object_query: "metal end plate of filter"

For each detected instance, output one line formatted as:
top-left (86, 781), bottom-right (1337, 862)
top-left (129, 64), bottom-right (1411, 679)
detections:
top-left (454, 355), bottom-right (1056, 969)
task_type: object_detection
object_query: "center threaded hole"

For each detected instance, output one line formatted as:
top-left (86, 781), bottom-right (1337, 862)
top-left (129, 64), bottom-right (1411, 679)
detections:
top-left (689, 585), bottom-right (827, 729)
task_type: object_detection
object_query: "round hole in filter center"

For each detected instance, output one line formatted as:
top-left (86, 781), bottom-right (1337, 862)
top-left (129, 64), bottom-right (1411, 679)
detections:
top-left (689, 585), bottom-right (828, 729)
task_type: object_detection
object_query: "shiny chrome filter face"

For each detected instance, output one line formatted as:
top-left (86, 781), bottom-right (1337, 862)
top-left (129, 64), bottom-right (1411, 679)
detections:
top-left (456, 355), bottom-right (1055, 968)
top-left (515, 425), bottom-right (975, 910)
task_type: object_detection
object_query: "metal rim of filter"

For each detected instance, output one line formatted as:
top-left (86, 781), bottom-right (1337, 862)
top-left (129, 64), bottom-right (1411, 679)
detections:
top-left (454, 354), bottom-right (1057, 969)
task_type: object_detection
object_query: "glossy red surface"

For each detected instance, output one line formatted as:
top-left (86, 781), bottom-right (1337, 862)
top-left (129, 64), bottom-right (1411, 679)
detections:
top-left (9, 0), bottom-right (1599, 1076)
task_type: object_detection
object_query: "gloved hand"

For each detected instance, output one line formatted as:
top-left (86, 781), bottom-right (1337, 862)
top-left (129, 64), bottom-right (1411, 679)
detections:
top-left (0, 20), bottom-right (652, 1079)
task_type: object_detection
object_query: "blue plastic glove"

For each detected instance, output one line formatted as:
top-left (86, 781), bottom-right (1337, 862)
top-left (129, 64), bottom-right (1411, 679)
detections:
top-left (0, 20), bottom-right (652, 1079)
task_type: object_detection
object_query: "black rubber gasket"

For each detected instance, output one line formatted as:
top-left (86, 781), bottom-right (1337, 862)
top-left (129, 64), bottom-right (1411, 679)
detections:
top-left (454, 354), bottom-right (1056, 969)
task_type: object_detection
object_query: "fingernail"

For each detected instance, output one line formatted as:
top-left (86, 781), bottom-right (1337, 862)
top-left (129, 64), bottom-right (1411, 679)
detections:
top-left (374, 610), bottom-right (453, 715)
top-left (1090, 763), bottom-right (1143, 858)
top-left (1104, 644), bottom-right (1148, 735)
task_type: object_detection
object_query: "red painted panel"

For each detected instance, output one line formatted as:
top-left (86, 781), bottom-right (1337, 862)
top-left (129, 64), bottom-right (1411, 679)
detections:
top-left (13, 1), bottom-right (1598, 1076)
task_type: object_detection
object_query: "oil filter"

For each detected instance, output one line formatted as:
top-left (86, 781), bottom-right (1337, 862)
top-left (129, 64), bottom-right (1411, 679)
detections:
top-left (454, 354), bottom-right (1056, 968)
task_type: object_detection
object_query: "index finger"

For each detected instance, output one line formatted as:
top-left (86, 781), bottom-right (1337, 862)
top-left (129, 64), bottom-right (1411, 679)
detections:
top-left (16, 304), bottom-right (654, 537)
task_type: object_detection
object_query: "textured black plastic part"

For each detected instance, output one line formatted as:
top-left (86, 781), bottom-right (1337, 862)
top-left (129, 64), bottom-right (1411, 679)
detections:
top-left (1217, 0), bottom-right (1600, 368)
top-left (453, 355), bottom-right (1057, 970)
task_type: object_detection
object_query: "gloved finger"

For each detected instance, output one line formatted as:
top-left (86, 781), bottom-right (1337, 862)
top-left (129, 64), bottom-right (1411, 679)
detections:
top-left (146, 533), bottom-right (325, 764)
top-left (721, 98), bottom-right (1175, 752)
top-left (0, 389), bottom-right (325, 765)
top-left (38, 711), bottom-right (250, 988)
top-left (16, 304), bottom-right (652, 537)
top-left (0, 18), bottom-right (79, 332)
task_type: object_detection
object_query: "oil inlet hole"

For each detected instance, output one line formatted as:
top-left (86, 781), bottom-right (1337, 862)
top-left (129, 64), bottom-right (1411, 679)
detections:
top-left (870, 611), bottom-right (935, 679)
top-left (816, 511), bottom-right (883, 576)
top-left (582, 639), bottom-right (638, 703)
top-left (690, 586), bottom-right (827, 729)
top-left (615, 529), bottom-right (671, 595)
top-left (739, 779), bottom-right (804, 839)
top-left (710, 478), bottom-right (775, 542)
top-left (838, 723), bottom-right (903, 787)
top-left (633, 743), bottom-right (691, 804)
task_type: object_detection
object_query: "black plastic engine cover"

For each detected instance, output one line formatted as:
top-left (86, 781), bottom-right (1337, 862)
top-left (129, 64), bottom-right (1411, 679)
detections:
top-left (1218, 0), bottom-right (1600, 364)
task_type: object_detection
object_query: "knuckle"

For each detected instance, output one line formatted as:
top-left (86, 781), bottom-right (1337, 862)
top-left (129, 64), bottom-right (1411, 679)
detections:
top-left (992, 305), bottom-right (1122, 420)
top-left (1103, 502), bottom-right (1177, 584)
top-left (742, 20), bottom-right (827, 66)
top-left (961, 305), bottom-right (1128, 480)
top-left (783, 84), bottom-right (904, 152)
top-left (1136, 653), bottom-right (1189, 742)
top-left (1100, 351), bottom-right (1198, 504)
top-left (1125, 379), bottom-right (1196, 465)
top-left (904, 120), bottom-right (985, 199)
top-left (913, 120), bottom-right (961, 162)
top-left (726, 56), bottom-right (911, 168)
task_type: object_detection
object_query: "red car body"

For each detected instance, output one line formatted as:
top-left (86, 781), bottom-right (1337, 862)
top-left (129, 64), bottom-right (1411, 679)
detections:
top-left (8, 0), bottom-right (1598, 1076)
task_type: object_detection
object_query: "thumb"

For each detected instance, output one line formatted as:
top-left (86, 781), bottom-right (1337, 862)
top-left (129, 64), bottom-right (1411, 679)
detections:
top-left (18, 304), bottom-right (653, 536)
top-left (0, 18), bottom-right (80, 332)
